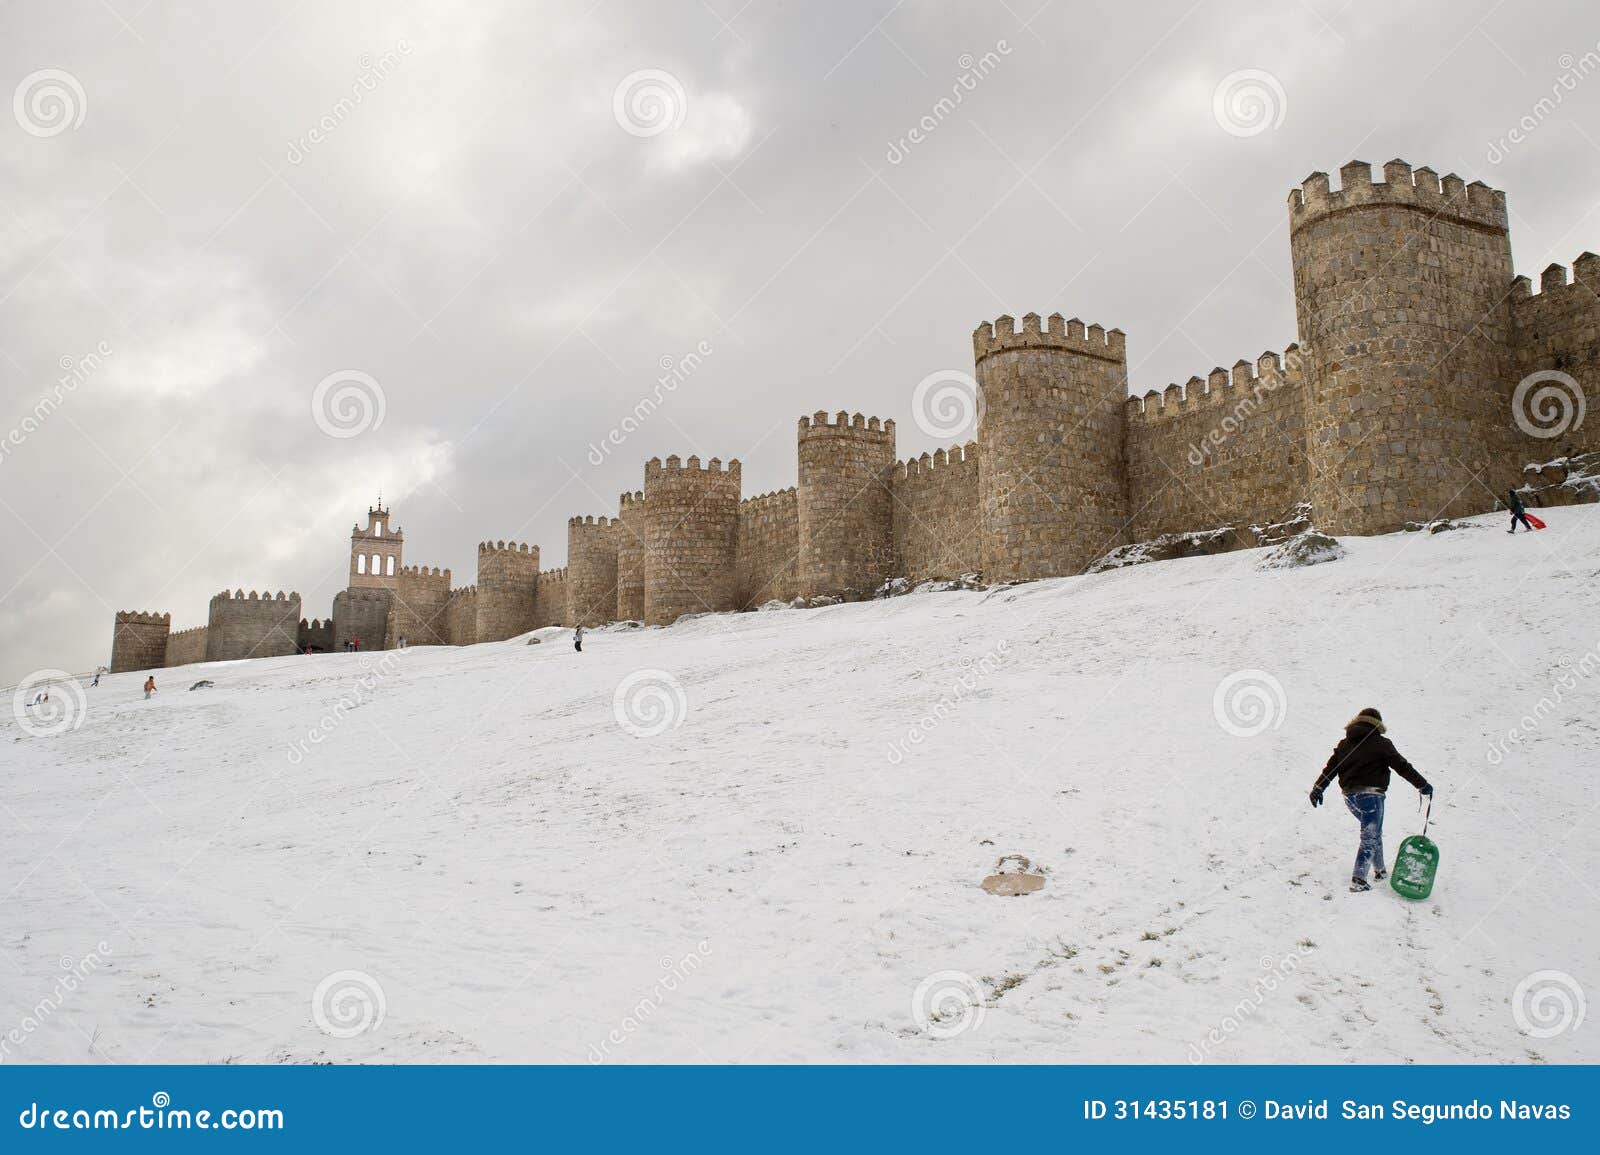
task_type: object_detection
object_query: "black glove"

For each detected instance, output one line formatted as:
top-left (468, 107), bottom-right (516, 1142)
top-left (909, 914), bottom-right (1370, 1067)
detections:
top-left (1309, 787), bottom-right (1324, 808)
top-left (1420, 784), bottom-right (1433, 797)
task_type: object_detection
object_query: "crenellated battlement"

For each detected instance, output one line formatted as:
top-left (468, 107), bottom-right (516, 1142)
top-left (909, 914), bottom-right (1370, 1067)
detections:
top-left (1288, 159), bottom-right (1507, 234)
top-left (643, 454), bottom-right (742, 479)
top-left (1512, 252), bottom-right (1600, 299)
top-left (398, 564), bottom-right (449, 580)
top-left (895, 441), bottom-right (980, 480)
top-left (796, 411), bottom-right (894, 439)
top-left (115, 610), bottom-right (171, 625)
top-left (973, 312), bottom-right (1126, 365)
top-left (210, 589), bottom-right (297, 605)
top-left (478, 540), bottom-right (537, 556)
top-left (618, 489), bottom-right (645, 508)
top-left (741, 486), bottom-right (798, 511)
top-left (568, 514), bottom-right (618, 528)
top-left (1126, 346), bottom-right (1303, 422)
top-left (447, 585), bottom-right (478, 601)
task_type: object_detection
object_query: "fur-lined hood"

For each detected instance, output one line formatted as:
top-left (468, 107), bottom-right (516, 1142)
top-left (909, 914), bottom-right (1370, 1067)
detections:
top-left (1346, 711), bottom-right (1386, 734)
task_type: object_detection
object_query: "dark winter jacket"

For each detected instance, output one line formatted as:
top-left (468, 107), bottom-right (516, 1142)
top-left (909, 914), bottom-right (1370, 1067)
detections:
top-left (1312, 718), bottom-right (1431, 796)
top-left (1507, 489), bottom-right (1526, 514)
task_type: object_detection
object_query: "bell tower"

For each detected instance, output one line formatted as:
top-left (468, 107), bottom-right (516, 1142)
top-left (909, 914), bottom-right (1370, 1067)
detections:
top-left (349, 499), bottom-right (403, 590)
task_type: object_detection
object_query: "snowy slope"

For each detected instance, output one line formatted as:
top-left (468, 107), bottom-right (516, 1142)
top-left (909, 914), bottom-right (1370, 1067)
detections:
top-left (3, 508), bottom-right (1597, 1065)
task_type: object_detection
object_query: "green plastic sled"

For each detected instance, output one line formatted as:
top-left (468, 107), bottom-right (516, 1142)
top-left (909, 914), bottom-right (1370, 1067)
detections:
top-left (1391, 833), bottom-right (1439, 900)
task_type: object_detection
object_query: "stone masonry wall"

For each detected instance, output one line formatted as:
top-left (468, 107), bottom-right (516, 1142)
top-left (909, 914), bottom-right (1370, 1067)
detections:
top-left (796, 412), bottom-right (897, 600)
top-left (533, 567), bottom-right (569, 629)
top-left (297, 618), bottom-right (334, 653)
top-left (164, 625), bottom-right (209, 667)
top-left (567, 516), bottom-right (620, 628)
top-left (475, 541), bottom-right (540, 641)
top-left (1291, 160), bottom-right (1517, 534)
top-left (110, 611), bottom-right (170, 673)
top-left (615, 490), bottom-right (647, 621)
top-left (891, 442), bottom-right (982, 583)
top-left (975, 314), bottom-right (1130, 580)
top-left (332, 588), bottom-right (391, 652)
top-left (206, 590), bottom-right (302, 661)
top-left (736, 487), bottom-right (799, 608)
top-left (388, 564), bottom-right (451, 647)
top-left (1125, 350), bottom-right (1310, 537)
top-left (442, 586), bottom-right (478, 646)
top-left (1511, 254), bottom-right (1600, 461)
top-left (643, 455), bottom-right (741, 626)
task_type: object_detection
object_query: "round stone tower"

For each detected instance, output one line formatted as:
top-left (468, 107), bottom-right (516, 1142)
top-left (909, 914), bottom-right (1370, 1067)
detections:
top-left (474, 540), bottom-right (540, 641)
top-left (1289, 159), bottom-right (1516, 534)
top-left (975, 312), bottom-right (1130, 581)
top-left (615, 490), bottom-right (647, 622)
top-left (567, 515), bottom-right (619, 628)
top-left (642, 455), bottom-right (740, 627)
top-left (795, 411), bottom-right (896, 600)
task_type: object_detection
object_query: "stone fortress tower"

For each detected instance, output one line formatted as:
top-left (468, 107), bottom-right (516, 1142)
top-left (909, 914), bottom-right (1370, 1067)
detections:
top-left (974, 314), bottom-right (1131, 581)
top-left (1290, 161), bottom-right (1519, 534)
top-left (796, 412), bottom-right (897, 601)
top-left (642, 456), bottom-right (741, 627)
top-left (114, 157), bottom-right (1600, 666)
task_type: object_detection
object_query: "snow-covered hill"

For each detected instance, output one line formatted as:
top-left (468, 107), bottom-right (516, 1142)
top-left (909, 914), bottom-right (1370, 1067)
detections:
top-left (3, 508), bottom-right (1597, 1064)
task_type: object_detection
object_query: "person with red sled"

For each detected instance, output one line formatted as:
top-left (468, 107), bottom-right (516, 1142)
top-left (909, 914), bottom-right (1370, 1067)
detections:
top-left (1506, 487), bottom-right (1544, 532)
top-left (1309, 708), bottom-right (1433, 892)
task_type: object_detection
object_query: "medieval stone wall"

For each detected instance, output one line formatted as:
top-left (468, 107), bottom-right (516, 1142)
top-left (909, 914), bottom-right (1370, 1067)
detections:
top-left (442, 586), bottom-right (478, 646)
top-left (615, 490), bottom-right (647, 621)
top-left (1291, 160), bottom-right (1517, 534)
top-left (1512, 254), bottom-right (1600, 460)
top-left (164, 625), bottom-right (209, 667)
top-left (475, 541), bottom-right (539, 641)
top-left (891, 443), bottom-right (982, 583)
top-left (388, 564), bottom-right (451, 647)
top-left (297, 618), bottom-right (333, 653)
top-left (206, 590), bottom-right (302, 661)
top-left (1125, 350), bottom-right (1310, 537)
top-left (643, 455), bottom-right (740, 626)
top-left (567, 516), bottom-right (620, 628)
top-left (975, 314), bottom-right (1130, 580)
top-left (332, 588), bottom-right (391, 652)
top-left (533, 567), bottom-right (569, 629)
top-left (796, 412), bottom-right (896, 600)
top-left (110, 611), bottom-right (170, 672)
top-left (736, 487), bottom-right (799, 608)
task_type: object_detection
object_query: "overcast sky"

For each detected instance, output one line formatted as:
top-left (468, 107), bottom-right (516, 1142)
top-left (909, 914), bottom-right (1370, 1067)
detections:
top-left (2, 0), bottom-right (1597, 683)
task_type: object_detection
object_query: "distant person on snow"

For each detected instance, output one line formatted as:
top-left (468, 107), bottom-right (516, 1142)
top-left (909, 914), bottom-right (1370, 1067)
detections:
top-left (1506, 488), bottom-right (1534, 534)
top-left (28, 690), bottom-right (48, 707)
top-left (143, 675), bottom-right (157, 700)
top-left (91, 670), bottom-right (100, 687)
top-left (573, 625), bottom-right (584, 653)
top-left (1309, 708), bottom-right (1432, 892)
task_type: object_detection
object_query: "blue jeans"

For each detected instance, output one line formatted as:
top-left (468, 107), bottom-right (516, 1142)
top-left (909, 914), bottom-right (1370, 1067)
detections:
top-left (1344, 789), bottom-right (1385, 879)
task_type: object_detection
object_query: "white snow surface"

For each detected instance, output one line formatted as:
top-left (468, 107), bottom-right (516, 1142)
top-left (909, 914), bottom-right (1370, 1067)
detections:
top-left (4, 508), bottom-right (1598, 1064)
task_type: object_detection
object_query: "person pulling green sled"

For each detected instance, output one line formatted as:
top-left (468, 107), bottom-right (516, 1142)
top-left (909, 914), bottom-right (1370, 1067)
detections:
top-left (1308, 708), bottom-right (1433, 893)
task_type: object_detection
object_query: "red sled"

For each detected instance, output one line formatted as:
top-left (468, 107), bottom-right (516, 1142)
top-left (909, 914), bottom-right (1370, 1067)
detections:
top-left (1526, 513), bottom-right (1547, 530)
